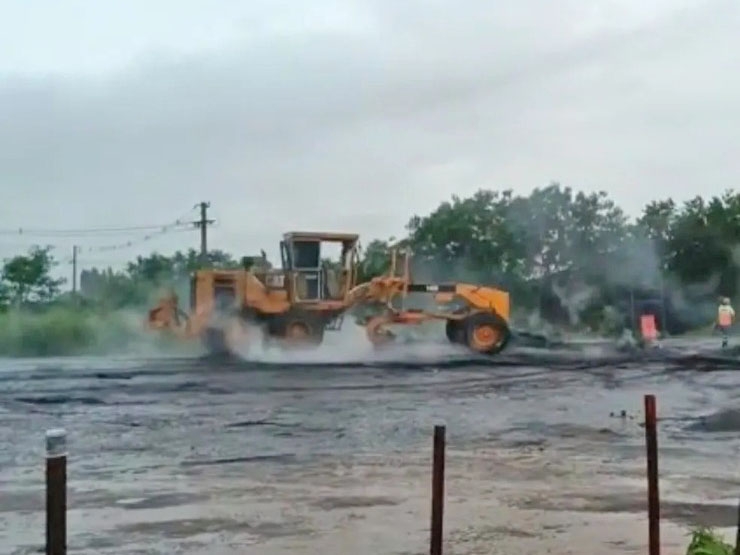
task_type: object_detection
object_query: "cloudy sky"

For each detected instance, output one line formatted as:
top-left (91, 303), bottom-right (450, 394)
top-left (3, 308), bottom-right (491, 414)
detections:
top-left (1, 0), bottom-right (738, 281)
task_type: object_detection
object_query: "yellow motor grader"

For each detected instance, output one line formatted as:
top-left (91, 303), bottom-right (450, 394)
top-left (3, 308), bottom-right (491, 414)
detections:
top-left (147, 231), bottom-right (511, 356)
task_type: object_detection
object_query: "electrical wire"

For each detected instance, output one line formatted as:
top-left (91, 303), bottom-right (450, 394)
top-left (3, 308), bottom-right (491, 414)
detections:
top-left (0, 206), bottom-right (213, 265)
top-left (84, 226), bottom-right (193, 253)
top-left (0, 224), bottom-right (184, 236)
top-left (0, 206), bottom-right (200, 237)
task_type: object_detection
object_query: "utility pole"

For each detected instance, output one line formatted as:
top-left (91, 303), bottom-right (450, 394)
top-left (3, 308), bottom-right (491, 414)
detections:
top-left (72, 246), bottom-right (79, 295)
top-left (193, 202), bottom-right (215, 267)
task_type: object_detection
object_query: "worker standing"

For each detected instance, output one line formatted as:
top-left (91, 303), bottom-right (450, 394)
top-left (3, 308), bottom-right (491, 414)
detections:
top-left (717, 297), bottom-right (735, 348)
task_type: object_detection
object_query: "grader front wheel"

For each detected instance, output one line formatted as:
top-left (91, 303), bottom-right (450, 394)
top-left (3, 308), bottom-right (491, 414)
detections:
top-left (445, 320), bottom-right (466, 344)
top-left (366, 314), bottom-right (395, 347)
top-left (463, 313), bottom-right (510, 355)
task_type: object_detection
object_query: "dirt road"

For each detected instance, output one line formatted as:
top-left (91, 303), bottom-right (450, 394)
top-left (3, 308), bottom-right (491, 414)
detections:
top-left (1, 340), bottom-right (739, 554)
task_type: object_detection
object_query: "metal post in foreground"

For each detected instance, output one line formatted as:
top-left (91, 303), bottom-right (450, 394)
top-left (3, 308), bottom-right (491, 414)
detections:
top-left (735, 497), bottom-right (740, 555)
top-left (644, 395), bottom-right (660, 555)
top-left (430, 425), bottom-right (445, 555)
top-left (46, 428), bottom-right (67, 555)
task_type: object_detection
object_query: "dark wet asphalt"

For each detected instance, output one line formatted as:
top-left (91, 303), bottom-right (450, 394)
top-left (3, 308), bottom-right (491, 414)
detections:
top-left (2, 342), bottom-right (740, 476)
top-left (1, 340), bottom-right (740, 551)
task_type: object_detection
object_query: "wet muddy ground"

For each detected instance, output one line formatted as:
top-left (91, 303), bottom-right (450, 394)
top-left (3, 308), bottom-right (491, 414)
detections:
top-left (1, 337), bottom-right (740, 554)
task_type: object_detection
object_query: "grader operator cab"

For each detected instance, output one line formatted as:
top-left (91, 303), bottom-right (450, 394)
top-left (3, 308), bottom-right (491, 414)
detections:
top-left (278, 231), bottom-right (360, 305)
top-left (147, 230), bottom-right (512, 357)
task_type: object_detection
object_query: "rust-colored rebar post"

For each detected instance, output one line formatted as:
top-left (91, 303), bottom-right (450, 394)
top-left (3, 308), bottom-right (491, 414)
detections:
top-left (644, 395), bottom-right (660, 555)
top-left (430, 425), bottom-right (445, 555)
top-left (46, 429), bottom-right (67, 555)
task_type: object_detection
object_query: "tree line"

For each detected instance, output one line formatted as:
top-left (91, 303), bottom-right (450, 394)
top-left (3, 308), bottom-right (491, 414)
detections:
top-left (2, 183), bottom-right (739, 335)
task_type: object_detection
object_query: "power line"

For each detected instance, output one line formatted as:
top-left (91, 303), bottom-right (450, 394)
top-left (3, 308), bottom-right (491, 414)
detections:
top-left (65, 216), bottom-right (220, 263)
top-left (2, 209), bottom-right (200, 249)
top-left (1, 225), bottom-right (207, 264)
top-left (60, 226), bottom-right (196, 263)
top-left (1, 205), bottom-right (219, 267)
top-left (0, 207), bottom-right (200, 237)
top-left (0, 224), bottom-right (183, 236)
top-left (85, 226), bottom-right (194, 253)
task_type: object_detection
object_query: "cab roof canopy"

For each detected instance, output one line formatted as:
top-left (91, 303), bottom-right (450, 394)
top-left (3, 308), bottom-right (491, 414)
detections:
top-left (282, 231), bottom-right (359, 243)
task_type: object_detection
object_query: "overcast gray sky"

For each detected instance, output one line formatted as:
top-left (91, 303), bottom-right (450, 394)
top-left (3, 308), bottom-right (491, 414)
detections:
top-left (1, 0), bottom-right (738, 279)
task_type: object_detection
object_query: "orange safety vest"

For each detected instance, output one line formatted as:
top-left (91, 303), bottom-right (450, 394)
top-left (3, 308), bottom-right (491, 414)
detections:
top-left (718, 306), bottom-right (734, 327)
top-left (640, 314), bottom-right (658, 340)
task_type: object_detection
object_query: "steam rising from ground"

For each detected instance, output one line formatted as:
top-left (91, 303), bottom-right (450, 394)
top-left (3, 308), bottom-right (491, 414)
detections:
top-left (406, 227), bottom-right (731, 334)
top-left (228, 320), bottom-right (473, 365)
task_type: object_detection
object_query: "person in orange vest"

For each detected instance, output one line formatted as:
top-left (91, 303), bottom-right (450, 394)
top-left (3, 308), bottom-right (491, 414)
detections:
top-left (716, 297), bottom-right (735, 348)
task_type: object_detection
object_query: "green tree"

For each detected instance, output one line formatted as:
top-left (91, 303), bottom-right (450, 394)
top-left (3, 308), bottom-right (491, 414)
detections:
top-left (1, 246), bottom-right (66, 305)
top-left (406, 189), bottom-right (527, 282)
top-left (638, 199), bottom-right (676, 245)
top-left (517, 184), bottom-right (628, 280)
top-left (359, 239), bottom-right (393, 280)
top-left (169, 248), bottom-right (241, 275)
top-left (80, 267), bottom-right (151, 309)
top-left (0, 281), bottom-right (9, 309)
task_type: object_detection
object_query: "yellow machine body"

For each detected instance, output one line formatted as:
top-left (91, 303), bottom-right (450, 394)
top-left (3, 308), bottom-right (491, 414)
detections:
top-left (147, 233), bottom-right (512, 356)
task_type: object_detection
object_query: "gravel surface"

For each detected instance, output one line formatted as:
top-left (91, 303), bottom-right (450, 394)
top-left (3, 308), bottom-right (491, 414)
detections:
top-left (1, 337), bottom-right (739, 554)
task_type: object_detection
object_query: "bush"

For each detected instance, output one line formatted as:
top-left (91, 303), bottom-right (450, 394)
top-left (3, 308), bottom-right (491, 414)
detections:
top-left (686, 528), bottom-right (734, 555)
top-left (0, 306), bottom-right (142, 357)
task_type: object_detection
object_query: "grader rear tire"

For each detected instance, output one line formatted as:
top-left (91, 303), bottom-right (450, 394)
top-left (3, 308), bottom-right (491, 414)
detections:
top-left (203, 327), bottom-right (230, 357)
top-left (273, 311), bottom-right (325, 347)
top-left (286, 321), bottom-right (324, 346)
top-left (463, 312), bottom-right (510, 355)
